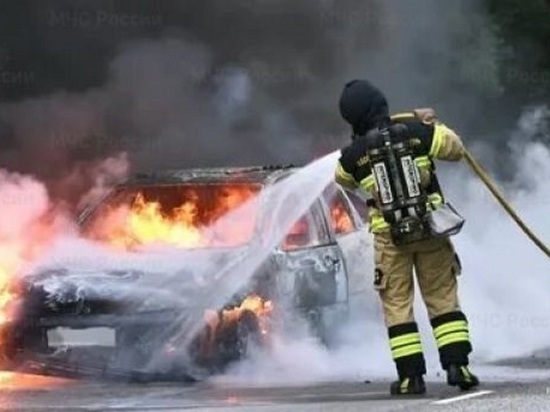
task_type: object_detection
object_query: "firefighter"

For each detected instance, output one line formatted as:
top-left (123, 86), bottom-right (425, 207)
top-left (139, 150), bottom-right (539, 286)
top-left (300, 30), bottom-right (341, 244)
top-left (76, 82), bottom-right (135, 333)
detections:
top-left (334, 79), bottom-right (479, 395)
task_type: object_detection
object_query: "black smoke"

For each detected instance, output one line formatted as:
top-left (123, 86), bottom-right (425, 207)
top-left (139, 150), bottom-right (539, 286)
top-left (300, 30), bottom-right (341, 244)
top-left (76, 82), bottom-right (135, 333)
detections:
top-left (0, 0), bottom-right (540, 205)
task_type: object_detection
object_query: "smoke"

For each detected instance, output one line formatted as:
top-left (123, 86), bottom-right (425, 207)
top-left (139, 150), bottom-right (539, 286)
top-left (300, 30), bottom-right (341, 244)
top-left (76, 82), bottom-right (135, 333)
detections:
top-left (0, 0), bottom-right (512, 207)
top-left (0, 170), bottom-right (72, 322)
top-left (453, 106), bottom-right (550, 361)
top-left (0, 0), bottom-right (548, 385)
top-left (0, 171), bottom-right (50, 239)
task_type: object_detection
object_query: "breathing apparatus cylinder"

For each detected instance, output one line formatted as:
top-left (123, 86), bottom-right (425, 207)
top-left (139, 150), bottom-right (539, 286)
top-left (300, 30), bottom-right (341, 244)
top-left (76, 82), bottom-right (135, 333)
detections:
top-left (366, 124), bottom-right (430, 245)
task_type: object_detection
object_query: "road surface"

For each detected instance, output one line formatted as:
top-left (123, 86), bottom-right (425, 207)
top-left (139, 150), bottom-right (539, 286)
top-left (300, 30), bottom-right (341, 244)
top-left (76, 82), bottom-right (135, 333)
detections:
top-left (1, 360), bottom-right (550, 411)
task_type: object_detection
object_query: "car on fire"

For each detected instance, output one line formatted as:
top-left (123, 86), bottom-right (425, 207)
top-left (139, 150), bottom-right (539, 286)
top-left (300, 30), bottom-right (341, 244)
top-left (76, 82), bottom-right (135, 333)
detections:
top-left (0, 166), bottom-right (373, 381)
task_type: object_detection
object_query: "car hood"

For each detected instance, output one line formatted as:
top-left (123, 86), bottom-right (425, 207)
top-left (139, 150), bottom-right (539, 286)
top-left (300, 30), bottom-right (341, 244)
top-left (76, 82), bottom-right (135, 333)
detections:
top-left (22, 247), bottom-right (250, 313)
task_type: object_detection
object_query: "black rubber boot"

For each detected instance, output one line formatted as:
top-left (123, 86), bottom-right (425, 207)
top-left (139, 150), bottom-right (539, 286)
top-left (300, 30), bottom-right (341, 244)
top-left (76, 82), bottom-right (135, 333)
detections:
top-left (390, 375), bottom-right (426, 395)
top-left (446, 364), bottom-right (480, 391)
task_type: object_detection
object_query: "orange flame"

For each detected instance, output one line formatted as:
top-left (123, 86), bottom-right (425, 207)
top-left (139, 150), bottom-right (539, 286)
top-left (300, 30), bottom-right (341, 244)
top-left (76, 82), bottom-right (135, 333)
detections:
top-left (87, 185), bottom-right (260, 250)
top-left (330, 201), bottom-right (354, 234)
top-left (0, 371), bottom-right (73, 391)
top-left (204, 294), bottom-right (274, 335)
top-left (223, 294), bottom-right (273, 336)
top-left (113, 192), bottom-right (203, 249)
top-left (0, 213), bottom-right (63, 366)
top-left (201, 294), bottom-right (273, 357)
top-left (0, 271), bottom-right (14, 326)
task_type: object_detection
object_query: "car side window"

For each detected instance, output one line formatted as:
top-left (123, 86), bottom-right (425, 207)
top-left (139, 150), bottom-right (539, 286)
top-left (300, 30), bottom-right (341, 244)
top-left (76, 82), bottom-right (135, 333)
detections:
top-left (323, 185), bottom-right (359, 235)
top-left (309, 200), bottom-right (331, 245)
top-left (344, 190), bottom-right (368, 225)
top-left (282, 201), bottom-right (331, 251)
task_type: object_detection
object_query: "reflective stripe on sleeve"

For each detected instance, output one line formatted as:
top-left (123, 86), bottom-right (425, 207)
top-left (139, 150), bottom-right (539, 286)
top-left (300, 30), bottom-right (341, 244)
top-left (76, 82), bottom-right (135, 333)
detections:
top-left (415, 155), bottom-right (431, 170)
top-left (429, 125), bottom-right (446, 157)
top-left (359, 174), bottom-right (376, 191)
top-left (335, 162), bottom-right (357, 187)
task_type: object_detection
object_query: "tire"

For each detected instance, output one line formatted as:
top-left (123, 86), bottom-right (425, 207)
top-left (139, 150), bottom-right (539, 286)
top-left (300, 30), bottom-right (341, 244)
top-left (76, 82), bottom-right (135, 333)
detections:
top-left (235, 310), bottom-right (262, 359)
top-left (213, 310), bottom-right (262, 369)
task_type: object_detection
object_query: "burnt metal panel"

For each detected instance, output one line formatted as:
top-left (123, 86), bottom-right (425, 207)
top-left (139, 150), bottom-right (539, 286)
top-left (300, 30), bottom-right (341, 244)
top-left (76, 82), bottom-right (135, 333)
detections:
top-left (123, 165), bottom-right (299, 186)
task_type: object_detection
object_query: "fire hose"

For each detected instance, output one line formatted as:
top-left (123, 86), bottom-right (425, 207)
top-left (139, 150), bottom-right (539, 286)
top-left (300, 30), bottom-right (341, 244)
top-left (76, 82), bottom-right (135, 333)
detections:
top-left (463, 149), bottom-right (550, 258)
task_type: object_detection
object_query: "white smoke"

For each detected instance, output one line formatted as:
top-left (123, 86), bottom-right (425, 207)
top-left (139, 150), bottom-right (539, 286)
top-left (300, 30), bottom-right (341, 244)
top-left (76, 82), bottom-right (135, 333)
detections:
top-left (0, 171), bottom-right (72, 322)
top-left (0, 171), bottom-right (50, 240)
top-left (454, 106), bottom-right (550, 361)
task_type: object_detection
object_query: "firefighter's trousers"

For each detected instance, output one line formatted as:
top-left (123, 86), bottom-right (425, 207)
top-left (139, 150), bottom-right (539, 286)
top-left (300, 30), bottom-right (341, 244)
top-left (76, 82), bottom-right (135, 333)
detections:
top-left (373, 232), bottom-right (473, 377)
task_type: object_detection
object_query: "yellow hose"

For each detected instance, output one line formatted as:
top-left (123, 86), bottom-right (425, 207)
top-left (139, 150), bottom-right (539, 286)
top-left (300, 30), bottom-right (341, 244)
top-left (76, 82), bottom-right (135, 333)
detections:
top-left (463, 149), bottom-right (550, 258)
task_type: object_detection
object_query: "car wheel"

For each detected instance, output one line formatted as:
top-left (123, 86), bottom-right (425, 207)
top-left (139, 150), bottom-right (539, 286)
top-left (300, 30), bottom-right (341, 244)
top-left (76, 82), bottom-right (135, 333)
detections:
top-left (235, 310), bottom-right (262, 359)
top-left (213, 309), bottom-right (262, 369)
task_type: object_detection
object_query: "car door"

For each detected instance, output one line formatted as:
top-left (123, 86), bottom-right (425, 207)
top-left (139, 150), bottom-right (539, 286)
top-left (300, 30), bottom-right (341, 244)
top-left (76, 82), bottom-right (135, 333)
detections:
top-left (275, 199), bottom-right (348, 309)
top-left (322, 184), bottom-right (374, 300)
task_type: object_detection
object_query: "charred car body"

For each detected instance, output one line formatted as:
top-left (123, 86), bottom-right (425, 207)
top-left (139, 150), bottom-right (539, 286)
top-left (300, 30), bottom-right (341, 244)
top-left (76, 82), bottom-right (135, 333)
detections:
top-left (0, 166), bottom-right (372, 381)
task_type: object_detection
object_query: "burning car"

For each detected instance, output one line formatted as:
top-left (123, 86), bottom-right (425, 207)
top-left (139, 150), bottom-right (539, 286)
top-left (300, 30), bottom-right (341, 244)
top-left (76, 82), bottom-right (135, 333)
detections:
top-left (0, 166), bottom-right (372, 381)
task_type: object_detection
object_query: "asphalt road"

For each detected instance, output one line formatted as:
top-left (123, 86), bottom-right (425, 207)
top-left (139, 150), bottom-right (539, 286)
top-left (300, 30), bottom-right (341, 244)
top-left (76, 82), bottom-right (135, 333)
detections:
top-left (1, 363), bottom-right (550, 412)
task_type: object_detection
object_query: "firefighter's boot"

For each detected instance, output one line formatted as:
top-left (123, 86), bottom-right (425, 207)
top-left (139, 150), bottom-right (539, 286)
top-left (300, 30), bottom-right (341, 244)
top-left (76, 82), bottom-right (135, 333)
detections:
top-left (446, 364), bottom-right (479, 391)
top-left (390, 375), bottom-right (426, 395)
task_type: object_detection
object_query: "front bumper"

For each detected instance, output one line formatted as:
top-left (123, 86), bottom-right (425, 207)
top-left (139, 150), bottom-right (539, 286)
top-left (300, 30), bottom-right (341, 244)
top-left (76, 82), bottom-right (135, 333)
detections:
top-left (11, 309), bottom-right (185, 328)
top-left (0, 308), bottom-right (255, 381)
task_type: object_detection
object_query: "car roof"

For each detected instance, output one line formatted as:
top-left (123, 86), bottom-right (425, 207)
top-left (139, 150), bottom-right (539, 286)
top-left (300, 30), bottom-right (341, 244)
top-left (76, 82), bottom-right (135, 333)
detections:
top-left (121, 165), bottom-right (300, 187)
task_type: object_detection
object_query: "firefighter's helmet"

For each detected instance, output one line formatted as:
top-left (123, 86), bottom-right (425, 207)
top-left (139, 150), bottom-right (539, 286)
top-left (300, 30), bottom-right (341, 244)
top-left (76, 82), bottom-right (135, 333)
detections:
top-left (338, 79), bottom-right (390, 137)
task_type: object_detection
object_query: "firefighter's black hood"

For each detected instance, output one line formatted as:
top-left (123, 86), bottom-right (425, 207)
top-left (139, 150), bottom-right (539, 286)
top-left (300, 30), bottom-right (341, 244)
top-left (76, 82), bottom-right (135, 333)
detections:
top-left (338, 80), bottom-right (390, 136)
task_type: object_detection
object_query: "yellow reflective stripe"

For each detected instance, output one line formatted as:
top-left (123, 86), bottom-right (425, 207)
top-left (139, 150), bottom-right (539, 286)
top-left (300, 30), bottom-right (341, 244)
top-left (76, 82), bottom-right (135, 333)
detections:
top-left (429, 124), bottom-right (445, 157)
top-left (369, 213), bottom-right (389, 232)
top-left (359, 174), bottom-right (376, 192)
top-left (400, 377), bottom-right (409, 392)
top-left (436, 332), bottom-right (470, 348)
top-left (415, 156), bottom-right (431, 169)
top-left (365, 175), bottom-right (376, 189)
top-left (335, 162), bottom-right (356, 186)
top-left (391, 112), bottom-right (415, 121)
top-left (392, 344), bottom-right (423, 359)
top-left (389, 333), bottom-right (421, 348)
top-left (433, 320), bottom-right (468, 339)
top-left (390, 332), bottom-right (423, 359)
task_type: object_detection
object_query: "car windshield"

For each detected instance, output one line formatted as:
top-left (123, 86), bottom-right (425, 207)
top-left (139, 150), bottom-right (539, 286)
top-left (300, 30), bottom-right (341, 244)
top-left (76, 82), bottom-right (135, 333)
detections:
top-left (81, 183), bottom-right (262, 250)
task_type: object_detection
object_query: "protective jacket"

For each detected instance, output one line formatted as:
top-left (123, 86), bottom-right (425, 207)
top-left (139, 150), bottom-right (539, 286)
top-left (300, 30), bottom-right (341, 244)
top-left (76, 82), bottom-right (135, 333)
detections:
top-left (335, 109), bottom-right (464, 234)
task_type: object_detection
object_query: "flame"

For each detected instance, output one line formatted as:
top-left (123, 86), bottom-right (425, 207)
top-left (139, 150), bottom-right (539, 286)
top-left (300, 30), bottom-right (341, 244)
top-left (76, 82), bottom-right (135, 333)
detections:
top-left (330, 200), bottom-right (354, 234)
top-left (113, 192), bottom-right (204, 249)
top-left (0, 372), bottom-right (72, 391)
top-left (204, 294), bottom-right (274, 336)
top-left (223, 294), bottom-right (274, 336)
top-left (0, 171), bottom-right (74, 386)
top-left (201, 294), bottom-right (273, 357)
top-left (87, 184), bottom-right (260, 249)
top-left (0, 214), bottom-right (63, 363)
top-left (0, 271), bottom-right (15, 326)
